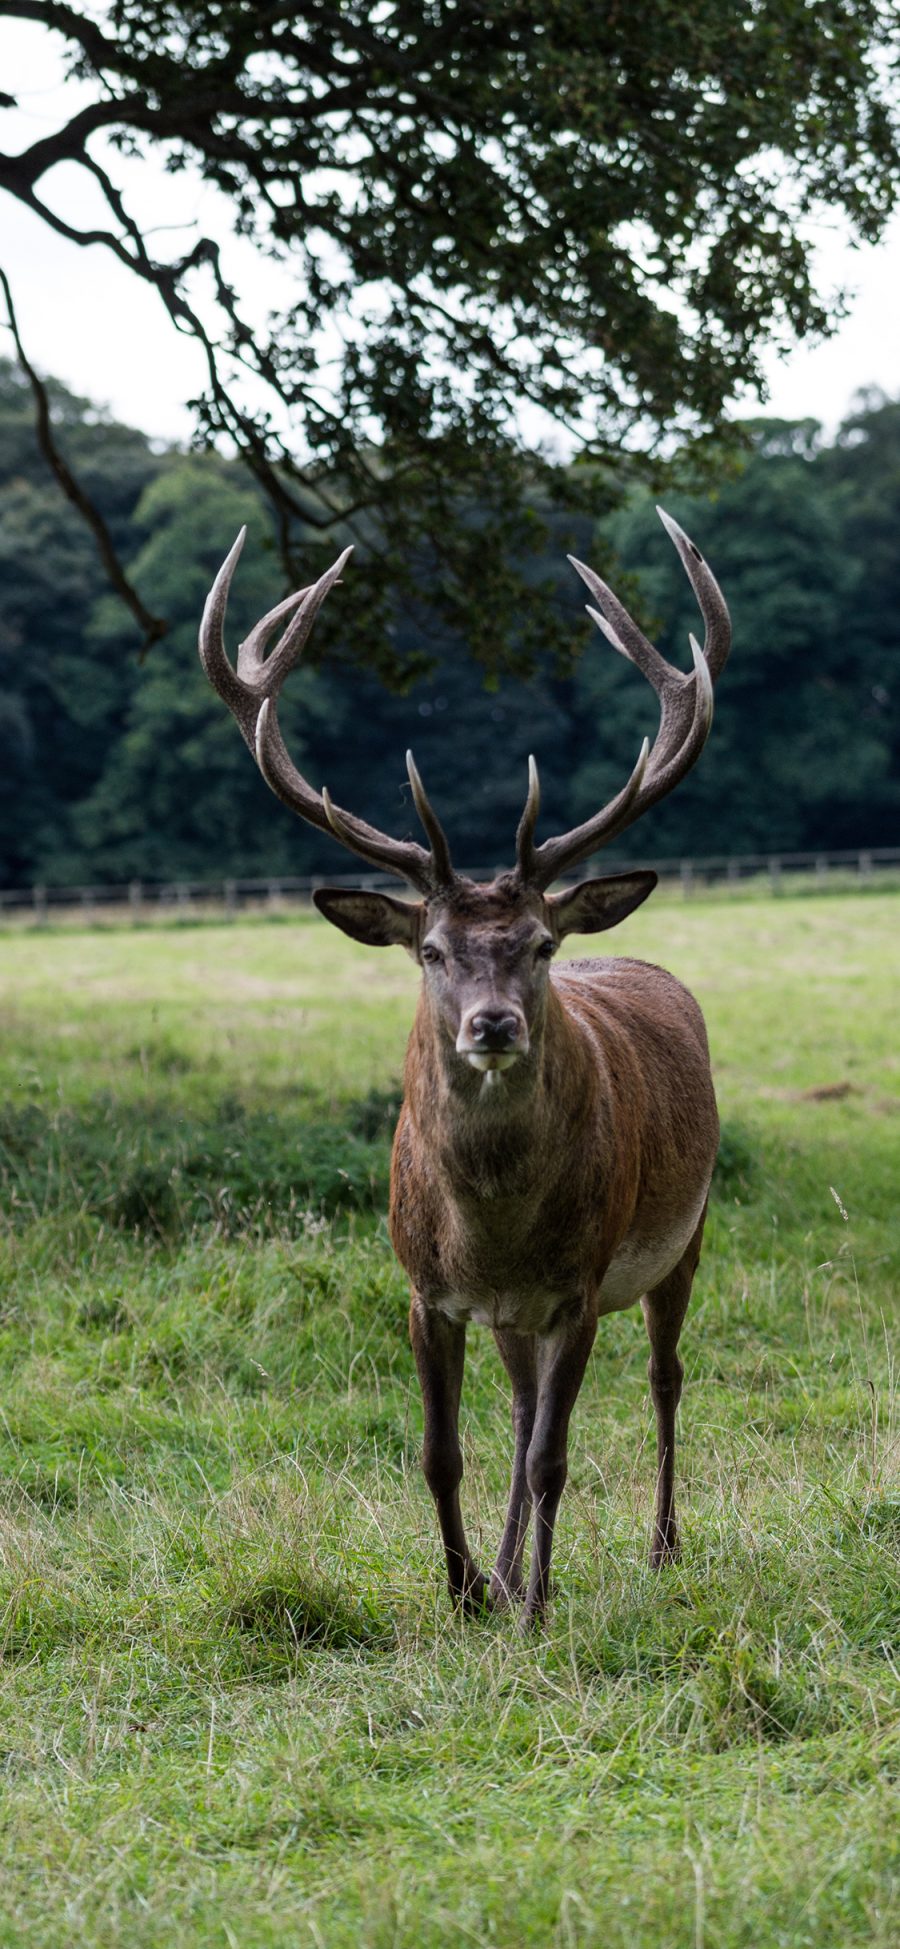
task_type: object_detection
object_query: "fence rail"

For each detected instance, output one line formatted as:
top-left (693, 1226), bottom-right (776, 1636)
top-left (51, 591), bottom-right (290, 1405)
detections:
top-left (1, 847), bottom-right (899, 922)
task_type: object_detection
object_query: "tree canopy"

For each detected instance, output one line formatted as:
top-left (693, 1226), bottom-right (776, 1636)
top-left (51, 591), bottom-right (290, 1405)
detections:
top-left (2, 1), bottom-right (899, 674)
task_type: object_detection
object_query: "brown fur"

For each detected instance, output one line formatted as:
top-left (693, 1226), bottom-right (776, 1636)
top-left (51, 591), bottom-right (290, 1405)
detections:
top-left (393, 957), bottom-right (716, 1323)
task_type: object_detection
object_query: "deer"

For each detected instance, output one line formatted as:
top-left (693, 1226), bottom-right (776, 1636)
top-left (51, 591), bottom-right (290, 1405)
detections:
top-left (199, 508), bottom-right (730, 1626)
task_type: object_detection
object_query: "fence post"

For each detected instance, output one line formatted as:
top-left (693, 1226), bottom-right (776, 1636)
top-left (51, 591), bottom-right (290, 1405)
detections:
top-left (33, 884), bottom-right (47, 924)
top-left (224, 879), bottom-right (237, 917)
top-left (769, 856), bottom-right (782, 895)
top-left (129, 880), bottom-right (143, 921)
top-left (858, 850), bottom-right (872, 881)
top-left (680, 859), bottom-right (693, 899)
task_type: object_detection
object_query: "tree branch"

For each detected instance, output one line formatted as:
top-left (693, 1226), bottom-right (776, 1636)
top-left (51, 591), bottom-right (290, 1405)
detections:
top-left (0, 264), bottom-right (167, 654)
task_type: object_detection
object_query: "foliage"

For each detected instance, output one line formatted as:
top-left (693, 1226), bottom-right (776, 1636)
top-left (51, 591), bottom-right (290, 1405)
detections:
top-left (0, 896), bottom-right (897, 1944)
top-left (0, 362), bottom-right (162, 881)
top-left (2, 2), bottom-right (900, 671)
top-left (1, 360), bottom-right (899, 883)
top-left (579, 419), bottom-right (900, 856)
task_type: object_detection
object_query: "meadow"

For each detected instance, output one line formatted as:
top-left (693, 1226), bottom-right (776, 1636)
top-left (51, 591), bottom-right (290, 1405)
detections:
top-left (0, 891), bottom-right (897, 1947)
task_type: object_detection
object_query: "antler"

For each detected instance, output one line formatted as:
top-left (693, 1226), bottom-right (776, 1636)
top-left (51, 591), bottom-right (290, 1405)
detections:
top-left (516, 507), bottom-right (730, 889)
top-left (198, 531), bottom-right (455, 894)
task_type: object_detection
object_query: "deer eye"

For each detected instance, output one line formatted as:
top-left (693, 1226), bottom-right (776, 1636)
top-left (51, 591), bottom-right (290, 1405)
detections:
top-left (421, 943), bottom-right (444, 966)
top-left (536, 938), bottom-right (556, 960)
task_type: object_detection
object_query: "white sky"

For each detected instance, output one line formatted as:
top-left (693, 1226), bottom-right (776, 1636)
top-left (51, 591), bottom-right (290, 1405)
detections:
top-left (1, 15), bottom-right (898, 447)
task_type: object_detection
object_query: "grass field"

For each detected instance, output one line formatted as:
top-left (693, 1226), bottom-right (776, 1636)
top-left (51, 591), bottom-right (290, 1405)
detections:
top-left (0, 892), bottom-right (897, 1947)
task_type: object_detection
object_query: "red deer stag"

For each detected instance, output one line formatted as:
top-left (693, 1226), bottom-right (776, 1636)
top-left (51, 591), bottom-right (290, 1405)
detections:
top-left (199, 512), bottom-right (730, 1625)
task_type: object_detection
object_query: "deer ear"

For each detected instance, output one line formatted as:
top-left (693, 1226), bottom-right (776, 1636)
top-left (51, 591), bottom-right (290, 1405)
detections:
top-left (313, 888), bottom-right (422, 949)
top-left (547, 871), bottom-right (657, 940)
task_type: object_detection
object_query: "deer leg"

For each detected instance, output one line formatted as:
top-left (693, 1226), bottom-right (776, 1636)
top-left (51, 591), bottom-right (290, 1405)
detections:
top-left (521, 1305), bottom-right (598, 1629)
top-left (641, 1204), bottom-right (707, 1568)
top-left (489, 1329), bottom-right (538, 1608)
top-left (409, 1295), bottom-right (489, 1614)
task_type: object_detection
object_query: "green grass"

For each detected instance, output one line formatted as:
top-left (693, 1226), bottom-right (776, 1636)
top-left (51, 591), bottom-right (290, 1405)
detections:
top-left (0, 894), bottom-right (897, 1947)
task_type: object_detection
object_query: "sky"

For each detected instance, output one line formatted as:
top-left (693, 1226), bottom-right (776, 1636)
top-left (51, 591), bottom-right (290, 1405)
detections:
top-left (1, 14), bottom-right (898, 448)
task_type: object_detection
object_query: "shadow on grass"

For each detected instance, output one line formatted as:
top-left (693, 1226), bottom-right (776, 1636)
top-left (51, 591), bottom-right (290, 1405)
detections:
top-left (0, 1087), bottom-right (401, 1239)
top-left (713, 1116), bottom-right (759, 1196)
top-left (223, 1570), bottom-right (395, 1672)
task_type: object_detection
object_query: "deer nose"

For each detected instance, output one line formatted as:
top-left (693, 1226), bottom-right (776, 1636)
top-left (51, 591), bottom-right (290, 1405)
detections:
top-left (459, 1007), bottom-right (527, 1055)
top-left (470, 1009), bottom-right (521, 1048)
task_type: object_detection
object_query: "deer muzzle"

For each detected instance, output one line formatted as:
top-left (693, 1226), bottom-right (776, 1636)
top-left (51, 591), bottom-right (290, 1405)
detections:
top-left (457, 1007), bottom-right (529, 1071)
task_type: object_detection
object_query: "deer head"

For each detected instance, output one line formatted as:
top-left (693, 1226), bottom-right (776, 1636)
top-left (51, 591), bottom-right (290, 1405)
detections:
top-left (199, 512), bottom-right (730, 1074)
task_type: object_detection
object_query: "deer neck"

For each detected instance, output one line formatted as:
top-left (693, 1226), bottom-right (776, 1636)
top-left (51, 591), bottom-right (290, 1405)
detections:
top-left (405, 985), bottom-right (594, 1196)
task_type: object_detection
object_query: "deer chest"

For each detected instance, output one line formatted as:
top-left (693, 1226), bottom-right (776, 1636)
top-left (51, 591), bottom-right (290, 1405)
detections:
top-left (411, 1195), bottom-right (598, 1333)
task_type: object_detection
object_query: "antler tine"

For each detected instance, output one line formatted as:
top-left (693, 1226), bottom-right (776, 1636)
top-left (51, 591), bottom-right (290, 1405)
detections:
top-left (656, 507), bottom-right (731, 681)
top-left (523, 737), bottom-right (651, 891)
top-left (198, 529), bottom-right (349, 754)
top-left (521, 510), bottom-right (730, 890)
top-left (238, 546), bottom-right (353, 695)
top-left (515, 755), bottom-right (541, 880)
top-left (198, 527), bottom-right (256, 745)
top-left (406, 751), bottom-right (455, 886)
top-left (568, 555), bottom-right (673, 692)
top-left (237, 584), bottom-right (315, 676)
top-left (199, 535), bottom-right (447, 895)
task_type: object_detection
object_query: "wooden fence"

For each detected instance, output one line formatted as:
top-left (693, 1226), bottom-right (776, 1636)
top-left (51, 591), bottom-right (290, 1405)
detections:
top-left (1, 847), bottom-right (898, 921)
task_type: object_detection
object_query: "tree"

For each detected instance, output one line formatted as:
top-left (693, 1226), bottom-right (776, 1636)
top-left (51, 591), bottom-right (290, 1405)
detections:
top-left (1, 1), bottom-right (899, 676)
top-left (2, 359), bottom-right (898, 887)
top-left (71, 454), bottom-right (582, 882)
top-left (0, 360), bottom-right (161, 881)
top-left (820, 393), bottom-right (900, 842)
top-left (574, 426), bottom-right (894, 859)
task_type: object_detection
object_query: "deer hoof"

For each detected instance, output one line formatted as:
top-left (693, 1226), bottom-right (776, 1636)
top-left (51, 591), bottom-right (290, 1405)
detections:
top-left (488, 1571), bottom-right (524, 1612)
top-left (453, 1571), bottom-right (493, 1617)
top-left (517, 1603), bottom-right (547, 1634)
top-left (650, 1527), bottom-right (680, 1569)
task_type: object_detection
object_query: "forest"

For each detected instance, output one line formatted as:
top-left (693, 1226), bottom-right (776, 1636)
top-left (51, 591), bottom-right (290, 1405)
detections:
top-left (1, 356), bottom-right (898, 888)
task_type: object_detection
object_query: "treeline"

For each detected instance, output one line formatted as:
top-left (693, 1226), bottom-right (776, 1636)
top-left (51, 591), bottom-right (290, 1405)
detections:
top-left (0, 360), bottom-right (897, 887)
